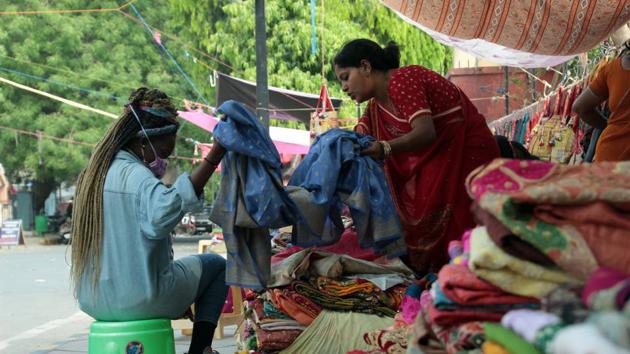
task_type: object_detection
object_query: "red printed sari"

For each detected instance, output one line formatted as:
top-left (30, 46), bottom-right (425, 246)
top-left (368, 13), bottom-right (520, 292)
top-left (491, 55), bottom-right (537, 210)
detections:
top-left (357, 66), bottom-right (499, 274)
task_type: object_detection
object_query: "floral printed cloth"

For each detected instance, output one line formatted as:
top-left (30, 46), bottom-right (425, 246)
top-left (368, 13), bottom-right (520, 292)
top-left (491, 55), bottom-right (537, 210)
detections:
top-left (469, 227), bottom-right (580, 299)
top-left (466, 159), bottom-right (630, 280)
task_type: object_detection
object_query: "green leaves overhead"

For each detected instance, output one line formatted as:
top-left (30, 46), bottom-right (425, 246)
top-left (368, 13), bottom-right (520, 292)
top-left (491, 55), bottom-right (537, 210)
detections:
top-left (0, 0), bottom-right (451, 208)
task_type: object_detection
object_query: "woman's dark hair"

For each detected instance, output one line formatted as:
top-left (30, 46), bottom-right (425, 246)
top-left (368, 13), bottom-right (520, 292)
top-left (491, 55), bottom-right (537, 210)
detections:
top-left (495, 135), bottom-right (539, 160)
top-left (125, 87), bottom-right (179, 140)
top-left (334, 39), bottom-right (400, 71)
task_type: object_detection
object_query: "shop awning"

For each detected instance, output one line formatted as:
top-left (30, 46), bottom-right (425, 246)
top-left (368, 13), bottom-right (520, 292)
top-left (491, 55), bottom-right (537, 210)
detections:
top-left (216, 72), bottom-right (343, 128)
top-left (380, 0), bottom-right (630, 67)
top-left (178, 109), bottom-right (311, 155)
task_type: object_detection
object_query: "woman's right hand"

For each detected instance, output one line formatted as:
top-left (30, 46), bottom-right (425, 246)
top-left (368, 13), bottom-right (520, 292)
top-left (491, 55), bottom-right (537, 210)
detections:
top-left (361, 141), bottom-right (384, 160)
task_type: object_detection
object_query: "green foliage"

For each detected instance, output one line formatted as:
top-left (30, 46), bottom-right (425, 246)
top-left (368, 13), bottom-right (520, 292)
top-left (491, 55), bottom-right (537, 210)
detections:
top-left (167, 0), bottom-right (452, 118)
top-left (0, 1), bottom-right (210, 203)
top-left (0, 0), bottom-right (451, 209)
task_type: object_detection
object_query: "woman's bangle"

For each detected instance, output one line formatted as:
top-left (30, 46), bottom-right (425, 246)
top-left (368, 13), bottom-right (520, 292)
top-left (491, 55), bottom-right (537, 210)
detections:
top-left (204, 156), bottom-right (220, 167)
top-left (380, 140), bottom-right (392, 159)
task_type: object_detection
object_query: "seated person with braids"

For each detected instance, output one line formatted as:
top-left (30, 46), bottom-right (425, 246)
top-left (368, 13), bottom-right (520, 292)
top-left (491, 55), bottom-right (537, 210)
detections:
top-left (72, 88), bottom-right (227, 354)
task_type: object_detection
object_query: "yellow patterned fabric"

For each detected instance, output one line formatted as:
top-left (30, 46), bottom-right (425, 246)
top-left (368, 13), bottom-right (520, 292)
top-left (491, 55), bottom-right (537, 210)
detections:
top-left (469, 227), bottom-right (581, 299)
top-left (529, 116), bottom-right (558, 161)
top-left (482, 341), bottom-right (511, 354)
top-left (550, 124), bottom-right (576, 164)
top-left (528, 115), bottom-right (576, 163)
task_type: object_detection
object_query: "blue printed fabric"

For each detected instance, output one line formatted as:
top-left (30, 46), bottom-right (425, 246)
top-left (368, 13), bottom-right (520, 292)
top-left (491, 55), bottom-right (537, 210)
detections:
top-left (288, 129), bottom-right (405, 254)
top-left (210, 100), bottom-right (406, 289)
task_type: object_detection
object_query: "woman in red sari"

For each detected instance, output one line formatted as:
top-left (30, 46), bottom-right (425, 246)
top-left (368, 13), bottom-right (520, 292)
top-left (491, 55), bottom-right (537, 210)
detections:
top-left (334, 39), bottom-right (499, 274)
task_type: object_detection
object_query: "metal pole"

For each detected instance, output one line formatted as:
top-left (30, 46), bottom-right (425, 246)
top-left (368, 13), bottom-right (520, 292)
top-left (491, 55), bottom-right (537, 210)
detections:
top-left (529, 69), bottom-right (537, 102)
top-left (504, 66), bottom-right (510, 115)
top-left (255, 0), bottom-right (270, 130)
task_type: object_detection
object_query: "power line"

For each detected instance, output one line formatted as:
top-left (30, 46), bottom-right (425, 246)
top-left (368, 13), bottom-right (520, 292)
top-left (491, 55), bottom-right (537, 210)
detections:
top-left (1, 1), bottom-right (323, 112)
top-left (0, 65), bottom-right (121, 101)
top-left (116, 9), bottom-right (237, 72)
top-left (116, 7), bottom-right (319, 110)
top-left (0, 0), bottom-right (139, 15)
top-left (0, 124), bottom-right (95, 147)
top-left (0, 54), bottom-right (193, 104)
top-left (0, 74), bottom-right (118, 119)
top-left (0, 74), bottom-right (216, 156)
top-left (0, 124), bottom-right (199, 162)
top-left (128, 4), bottom-right (209, 106)
top-left (0, 53), bottom-right (141, 93)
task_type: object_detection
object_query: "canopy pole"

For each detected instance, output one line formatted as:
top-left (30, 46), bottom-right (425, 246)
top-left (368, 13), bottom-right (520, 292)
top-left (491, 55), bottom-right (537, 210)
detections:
top-left (255, 0), bottom-right (270, 130)
top-left (504, 66), bottom-right (510, 115)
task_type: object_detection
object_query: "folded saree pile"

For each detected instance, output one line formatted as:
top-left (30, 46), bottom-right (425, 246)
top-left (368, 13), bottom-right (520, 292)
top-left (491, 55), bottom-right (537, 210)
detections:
top-left (293, 277), bottom-right (405, 317)
top-left (429, 264), bottom-right (540, 328)
top-left (239, 297), bottom-right (305, 352)
top-left (466, 158), bottom-right (630, 280)
top-left (238, 247), bottom-right (414, 353)
top-left (401, 159), bottom-right (630, 354)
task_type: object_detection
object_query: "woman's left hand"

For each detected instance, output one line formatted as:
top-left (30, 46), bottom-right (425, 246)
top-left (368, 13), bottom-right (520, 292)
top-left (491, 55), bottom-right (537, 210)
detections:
top-left (361, 141), bottom-right (384, 160)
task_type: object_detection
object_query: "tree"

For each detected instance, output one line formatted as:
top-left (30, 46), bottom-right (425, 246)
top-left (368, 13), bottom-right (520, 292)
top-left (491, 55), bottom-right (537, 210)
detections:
top-left (165, 0), bottom-right (452, 117)
top-left (0, 0), bottom-right (211, 212)
top-left (0, 0), bottom-right (452, 213)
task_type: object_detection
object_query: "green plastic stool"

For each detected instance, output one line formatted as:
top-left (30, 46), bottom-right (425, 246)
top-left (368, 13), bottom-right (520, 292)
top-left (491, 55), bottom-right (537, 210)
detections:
top-left (88, 319), bottom-right (176, 354)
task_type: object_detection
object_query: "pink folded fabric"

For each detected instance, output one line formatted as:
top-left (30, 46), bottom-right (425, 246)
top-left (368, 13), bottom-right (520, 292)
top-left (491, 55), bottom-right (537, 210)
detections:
top-left (439, 264), bottom-right (538, 306)
top-left (428, 301), bottom-right (503, 327)
top-left (582, 267), bottom-right (630, 307)
top-left (536, 202), bottom-right (630, 274)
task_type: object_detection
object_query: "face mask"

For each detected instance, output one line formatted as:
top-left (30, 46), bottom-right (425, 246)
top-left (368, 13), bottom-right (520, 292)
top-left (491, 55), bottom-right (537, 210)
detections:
top-left (142, 143), bottom-right (168, 179)
top-left (129, 105), bottom-right (169, 179)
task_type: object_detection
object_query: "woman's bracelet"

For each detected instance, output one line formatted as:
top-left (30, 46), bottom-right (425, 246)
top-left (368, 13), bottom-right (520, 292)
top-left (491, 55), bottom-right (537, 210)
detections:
top-left (380, 140), bottom-right (392, 159)
top-left (204, 156), bottom-right (221, 167)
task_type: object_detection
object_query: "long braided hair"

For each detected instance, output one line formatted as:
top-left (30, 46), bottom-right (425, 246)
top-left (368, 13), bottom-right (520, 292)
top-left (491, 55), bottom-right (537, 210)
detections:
top-left (71, 88), bottom-right (178, 295)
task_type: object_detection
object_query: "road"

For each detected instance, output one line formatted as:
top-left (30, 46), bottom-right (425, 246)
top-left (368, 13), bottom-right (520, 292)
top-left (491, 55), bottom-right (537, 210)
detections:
top-left (0, 236), bottom-right (235, 354)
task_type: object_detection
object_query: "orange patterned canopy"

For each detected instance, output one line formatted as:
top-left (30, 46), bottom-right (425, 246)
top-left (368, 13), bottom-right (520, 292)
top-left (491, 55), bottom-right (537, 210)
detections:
top-left (381, 0), bottom-right (630, 56)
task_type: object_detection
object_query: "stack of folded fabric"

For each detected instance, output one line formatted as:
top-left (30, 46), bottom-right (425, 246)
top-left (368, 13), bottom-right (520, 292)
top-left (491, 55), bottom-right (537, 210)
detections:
top-left (292, 277), bottom-right (405, 317)
top-left (479, 273), bottom-right (630, 354)
top-left (237, 248), bottom-right (415, 353)
top-left (354, 277), bottom-right (436, 354)
top-left (429, 264), bottom-right (540, 327)
top-left (441, 159), bottom-right (630, 354)
top-left (466, 158), bottom-right (630, 280)
top-left (239, 296), bottom-right (306, 352)
top-left (403, 159), bottom-right (630, 354)
top-left (269, 286), bottom-right (322, 326)
top-left (406, 236), bottom-right (550, 354)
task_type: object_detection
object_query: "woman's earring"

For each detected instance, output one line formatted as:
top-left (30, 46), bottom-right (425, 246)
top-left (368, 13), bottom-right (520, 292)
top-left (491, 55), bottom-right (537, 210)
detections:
top-left (141, 145), bottom-right (147, 162)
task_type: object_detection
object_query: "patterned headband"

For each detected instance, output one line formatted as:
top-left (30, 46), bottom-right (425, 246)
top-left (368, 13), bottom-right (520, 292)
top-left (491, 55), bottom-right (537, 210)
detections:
top-left (138, 105), bottom-right (177, 119)
top-left (126, 102), bottom-right (180, 138)
top-left (135, 124), bottom-right (179, 138)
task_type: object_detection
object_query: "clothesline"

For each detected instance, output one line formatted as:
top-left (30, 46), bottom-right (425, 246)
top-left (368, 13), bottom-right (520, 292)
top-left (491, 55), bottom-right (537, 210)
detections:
top-left (0, 74), bottom-right (118, 119)
top-left (470, 96), bottom-right (507, 102)
top-left (518, 67), bottom-right (552, 89)
top-left (0, 124), bottom-right (95, 147)
top-left (488, 80), bottom-right (584, 128)
top-left (0, 0), bottom-right (138, 15)
top-left (0, 74), bottom-right (226, 155)
top-left (0, 124), bottom-right (198, 162)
